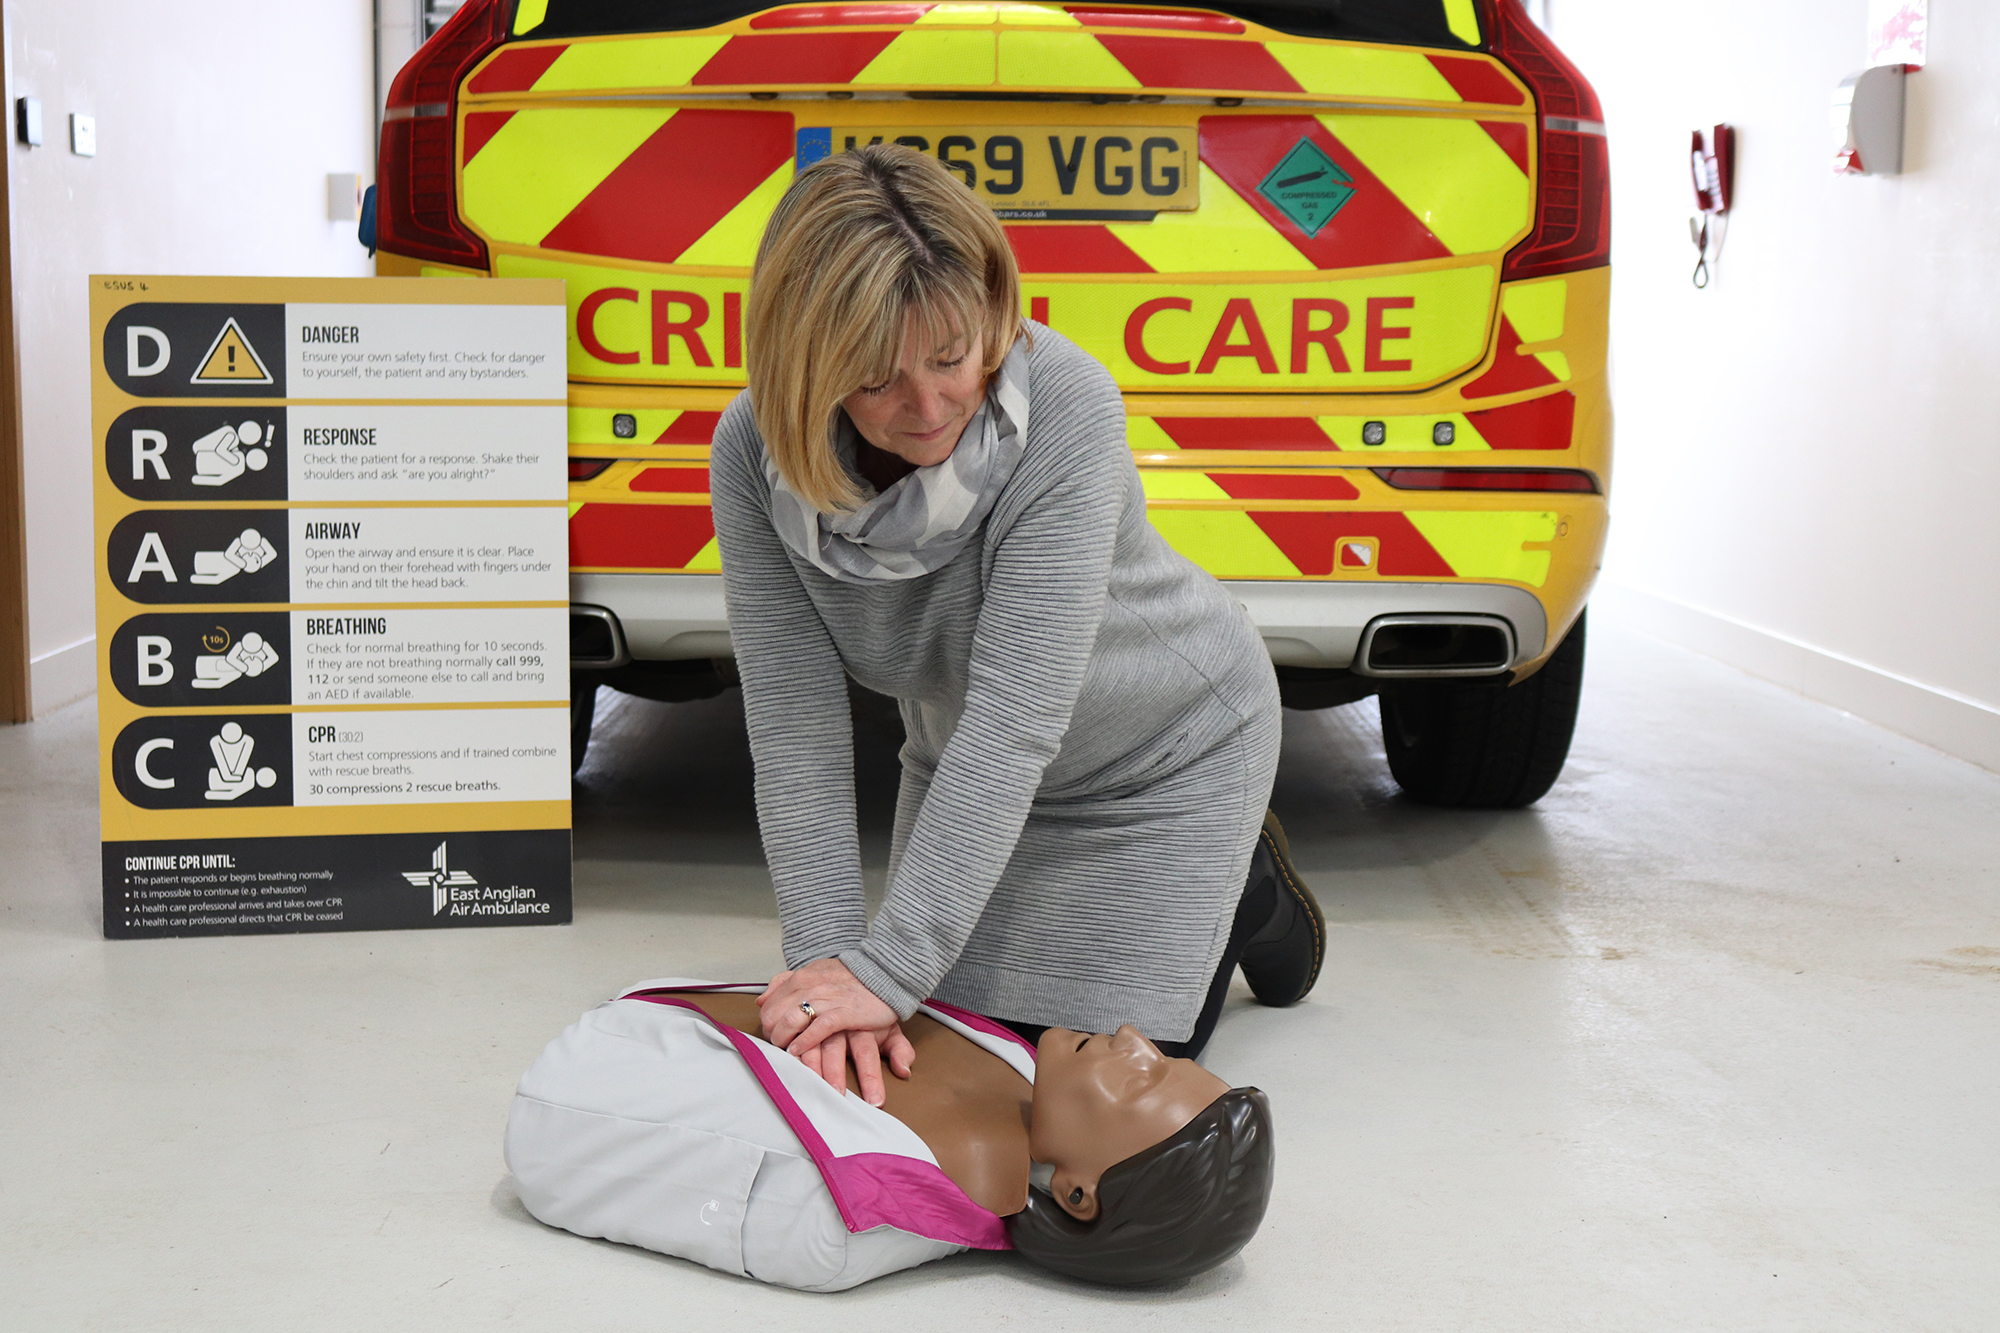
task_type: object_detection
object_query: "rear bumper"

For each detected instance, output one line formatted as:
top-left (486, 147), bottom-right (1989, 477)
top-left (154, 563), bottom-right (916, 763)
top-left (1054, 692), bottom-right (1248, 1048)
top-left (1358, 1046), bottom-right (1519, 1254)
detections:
top-left (571, 572), bottom-right (729, 667)
top-left (1226, 580), bottom-right (1547, 671)
top-left (572, 570), bottom-right (1551, 676)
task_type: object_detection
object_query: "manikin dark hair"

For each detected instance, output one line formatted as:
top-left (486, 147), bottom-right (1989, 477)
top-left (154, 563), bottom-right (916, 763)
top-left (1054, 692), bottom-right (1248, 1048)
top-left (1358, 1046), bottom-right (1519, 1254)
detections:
top-left (1008, 1088), bottom-right (1274, 1286)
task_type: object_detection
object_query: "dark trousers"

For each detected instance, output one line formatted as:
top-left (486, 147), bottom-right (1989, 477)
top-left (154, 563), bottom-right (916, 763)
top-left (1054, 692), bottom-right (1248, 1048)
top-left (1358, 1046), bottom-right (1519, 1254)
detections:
top-left (995, 867), bottom-right (1274, 1062)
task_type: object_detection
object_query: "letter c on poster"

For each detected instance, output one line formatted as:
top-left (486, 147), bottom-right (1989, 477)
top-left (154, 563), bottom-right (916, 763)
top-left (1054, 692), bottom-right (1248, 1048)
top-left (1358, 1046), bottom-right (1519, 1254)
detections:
top-left (127, 326), bottom-right (171, 377)
top-left (134, 738), bottom-right (175, 789)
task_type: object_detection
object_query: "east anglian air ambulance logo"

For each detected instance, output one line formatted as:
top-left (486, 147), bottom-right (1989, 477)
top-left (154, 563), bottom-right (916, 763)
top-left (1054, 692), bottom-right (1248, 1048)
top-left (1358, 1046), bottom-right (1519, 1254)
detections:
top-left (402, 841), bottom-right (479, 916)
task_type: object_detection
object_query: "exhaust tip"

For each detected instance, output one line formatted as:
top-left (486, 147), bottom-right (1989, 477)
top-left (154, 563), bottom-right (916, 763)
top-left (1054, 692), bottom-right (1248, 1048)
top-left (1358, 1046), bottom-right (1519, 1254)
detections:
top-left (1354, 614), bottom-right (1516, 678)
top-left (571, 606), bottom-right (628, 669)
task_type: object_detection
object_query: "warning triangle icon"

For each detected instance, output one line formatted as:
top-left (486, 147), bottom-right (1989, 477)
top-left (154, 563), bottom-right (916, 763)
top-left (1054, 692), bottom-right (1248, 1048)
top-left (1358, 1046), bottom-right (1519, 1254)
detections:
top-left (191, 318), bottom-right (274, 384)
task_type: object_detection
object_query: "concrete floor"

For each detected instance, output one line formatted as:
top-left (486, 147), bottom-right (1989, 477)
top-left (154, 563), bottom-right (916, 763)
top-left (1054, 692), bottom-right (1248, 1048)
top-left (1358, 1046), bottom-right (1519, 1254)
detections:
top-left (4, 614), bottom-right (1998, 1330)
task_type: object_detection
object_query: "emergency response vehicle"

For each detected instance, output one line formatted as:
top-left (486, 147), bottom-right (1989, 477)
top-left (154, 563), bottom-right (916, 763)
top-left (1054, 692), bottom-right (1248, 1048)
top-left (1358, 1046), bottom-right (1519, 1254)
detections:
top-left (370, 0), bottom-right (1609, 807)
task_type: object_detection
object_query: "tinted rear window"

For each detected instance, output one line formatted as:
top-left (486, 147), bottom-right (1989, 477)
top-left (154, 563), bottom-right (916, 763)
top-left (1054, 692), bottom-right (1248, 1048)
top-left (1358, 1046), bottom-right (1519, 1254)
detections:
top-left (521, 1), bottom-right (1483, 50)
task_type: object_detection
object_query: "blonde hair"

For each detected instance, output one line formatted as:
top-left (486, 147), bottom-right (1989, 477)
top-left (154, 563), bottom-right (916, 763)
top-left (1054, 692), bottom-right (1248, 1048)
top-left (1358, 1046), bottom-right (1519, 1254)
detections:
top-left (745, 143), bottom-right (1024, 513)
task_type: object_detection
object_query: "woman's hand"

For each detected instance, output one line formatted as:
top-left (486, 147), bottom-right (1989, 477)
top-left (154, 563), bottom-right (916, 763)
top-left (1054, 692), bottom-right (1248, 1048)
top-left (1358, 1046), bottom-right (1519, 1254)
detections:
top-left (759, 958), bottom-right (915, 1106)
top-left (792, 1022), bottom-right (915, 1108)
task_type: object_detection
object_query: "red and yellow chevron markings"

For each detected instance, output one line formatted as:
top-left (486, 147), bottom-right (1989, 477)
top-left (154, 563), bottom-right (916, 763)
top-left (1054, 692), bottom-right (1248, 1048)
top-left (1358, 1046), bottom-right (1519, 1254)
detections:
top-left (570, 498), bottom-right (720, 574)
top-left (463, 3), bottom-right (1538, 394)
top-left (1128, 404), bottom-right (1567, 457)
top-left (1138, 472), bottom-right (1563, 583)
top-left (461, 99), bottom-right (1533, 389)
top-left (1125, 413), bottom-right (1575, 581)
top-left (463, 107), bottom-right (794, 271)
top-left (474, 2), bottom-right (1601, 597)
top-left (555, 262), bottom-right (1604, 575)
top-left (562, 399), bottom-right (1589, 588)
top-left (461, 107), bottom-right (1528, 279)
top-left (1466, 277), bottom-right (1572, 394)
top-left (565, 403), bottom-right (728, 573)
top-left (492, 3), bottom-right (1527, 106)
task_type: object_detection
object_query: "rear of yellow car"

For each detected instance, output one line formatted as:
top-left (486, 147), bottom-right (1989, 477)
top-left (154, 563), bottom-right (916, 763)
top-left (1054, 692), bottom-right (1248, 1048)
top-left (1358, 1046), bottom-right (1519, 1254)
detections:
top-left (372, 0), bottom-right (1610, 806)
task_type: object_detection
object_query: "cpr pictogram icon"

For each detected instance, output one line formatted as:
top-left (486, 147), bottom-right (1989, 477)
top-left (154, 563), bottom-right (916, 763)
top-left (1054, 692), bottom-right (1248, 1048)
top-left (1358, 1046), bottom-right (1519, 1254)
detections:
top-left (191, 317), bottom-right (273, 385)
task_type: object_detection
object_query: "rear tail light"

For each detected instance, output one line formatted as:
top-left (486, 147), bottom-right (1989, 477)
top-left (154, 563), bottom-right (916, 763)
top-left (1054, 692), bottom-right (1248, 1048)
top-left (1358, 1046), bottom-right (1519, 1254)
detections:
top-left (1373, 467), bottom-right (1598, 493)
top-left (1485, 0), bottom-right (1610, 280)
top-left (376, 0), bottom-right (509, 268)
top-left (568, 459), bottom-right (615, 482)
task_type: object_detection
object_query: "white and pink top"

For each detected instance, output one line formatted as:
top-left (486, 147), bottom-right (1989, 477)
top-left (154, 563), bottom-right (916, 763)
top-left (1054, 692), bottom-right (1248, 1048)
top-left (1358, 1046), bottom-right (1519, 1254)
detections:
top-left (505, 979), bottom-right (1039, 1292)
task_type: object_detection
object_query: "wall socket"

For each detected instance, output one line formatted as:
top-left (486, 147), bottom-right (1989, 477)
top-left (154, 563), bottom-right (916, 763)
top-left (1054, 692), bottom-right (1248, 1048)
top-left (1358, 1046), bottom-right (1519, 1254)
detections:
top-left (70, 113), bottom-right (96, 157)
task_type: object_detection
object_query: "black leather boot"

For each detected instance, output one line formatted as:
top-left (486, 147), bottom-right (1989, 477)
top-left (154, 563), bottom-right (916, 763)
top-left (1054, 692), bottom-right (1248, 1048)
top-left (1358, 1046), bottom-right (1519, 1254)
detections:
top-left (1238, 810), bottom-right (1325, 1006)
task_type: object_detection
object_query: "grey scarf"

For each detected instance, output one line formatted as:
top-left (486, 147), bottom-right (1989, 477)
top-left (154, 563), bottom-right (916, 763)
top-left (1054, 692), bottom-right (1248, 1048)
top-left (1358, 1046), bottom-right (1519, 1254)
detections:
top-left (765, 339), bottom-right (1030, 585)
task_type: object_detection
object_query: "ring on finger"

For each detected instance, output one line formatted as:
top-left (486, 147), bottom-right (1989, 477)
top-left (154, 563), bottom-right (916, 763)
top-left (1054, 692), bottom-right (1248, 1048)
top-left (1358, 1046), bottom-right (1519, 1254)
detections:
top-left (800, 1000), bottom-right (817, 1019)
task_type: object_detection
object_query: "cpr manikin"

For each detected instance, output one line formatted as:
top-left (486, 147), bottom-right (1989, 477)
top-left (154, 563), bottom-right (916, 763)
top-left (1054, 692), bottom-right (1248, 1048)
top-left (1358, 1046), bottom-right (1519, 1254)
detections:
top-left (505, 982), bottom-right (1273, 1290)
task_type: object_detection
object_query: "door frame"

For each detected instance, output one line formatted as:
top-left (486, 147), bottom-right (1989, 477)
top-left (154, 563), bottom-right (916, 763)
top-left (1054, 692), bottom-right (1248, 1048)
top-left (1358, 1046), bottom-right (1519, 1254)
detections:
top-left (0, 0), bottom-right (28, 723)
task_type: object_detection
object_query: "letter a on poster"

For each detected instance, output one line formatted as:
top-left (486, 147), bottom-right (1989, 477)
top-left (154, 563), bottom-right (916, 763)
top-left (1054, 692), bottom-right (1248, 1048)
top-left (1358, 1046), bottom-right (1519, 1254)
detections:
top-left (91, 275), bottom-right (573, 938)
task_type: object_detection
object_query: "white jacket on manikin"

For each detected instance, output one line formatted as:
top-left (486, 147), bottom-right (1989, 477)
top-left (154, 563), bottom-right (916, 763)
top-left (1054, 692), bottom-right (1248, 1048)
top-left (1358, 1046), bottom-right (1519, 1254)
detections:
top-left (504, 980), bottom-right (1038, 1291)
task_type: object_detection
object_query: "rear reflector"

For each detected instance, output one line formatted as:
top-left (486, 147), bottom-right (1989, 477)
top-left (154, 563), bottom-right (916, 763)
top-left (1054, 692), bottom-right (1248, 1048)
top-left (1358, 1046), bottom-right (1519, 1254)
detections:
top-left (1373, 467), bottom-right (1598, 493)
top-left (569, 459), bottom-right (614, 482)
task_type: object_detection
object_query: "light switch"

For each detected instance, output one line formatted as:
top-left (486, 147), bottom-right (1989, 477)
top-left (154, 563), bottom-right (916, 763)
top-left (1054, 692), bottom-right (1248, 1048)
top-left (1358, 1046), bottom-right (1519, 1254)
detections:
top-left (327, 172), bottom-right (361, 222)
top-left (70, 113), bottom-right (96, 157)
top-left (14, 96), bottom-right (41, 147)
top-left (1833, 66), bottom-right (1904, 176)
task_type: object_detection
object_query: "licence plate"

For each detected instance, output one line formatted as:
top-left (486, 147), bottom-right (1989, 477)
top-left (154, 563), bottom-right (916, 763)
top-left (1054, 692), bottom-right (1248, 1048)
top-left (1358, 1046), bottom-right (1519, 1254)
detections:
top-left (794, 126), bottom-right (1198, 221)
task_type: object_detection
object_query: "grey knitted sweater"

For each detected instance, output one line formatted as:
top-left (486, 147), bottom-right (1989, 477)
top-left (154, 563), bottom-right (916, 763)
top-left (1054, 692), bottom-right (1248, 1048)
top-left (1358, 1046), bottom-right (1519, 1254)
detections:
top-left (710, 323), bottom-right (1280, 1034)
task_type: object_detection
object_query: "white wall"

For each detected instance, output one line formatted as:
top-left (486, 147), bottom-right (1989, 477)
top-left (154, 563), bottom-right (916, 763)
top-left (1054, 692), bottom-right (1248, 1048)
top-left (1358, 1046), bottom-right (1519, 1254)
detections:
top-left (5, 0), bottom-right (377, 715)
top-left (1550, 0), bottom-right (2000, 771)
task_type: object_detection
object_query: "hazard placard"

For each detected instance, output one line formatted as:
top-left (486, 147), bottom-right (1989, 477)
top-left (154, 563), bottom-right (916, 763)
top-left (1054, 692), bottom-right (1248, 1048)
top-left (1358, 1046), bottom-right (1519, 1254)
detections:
top-left (91, 274), bottom-right (573, 941)
top-left (1257, 138), bottom-right (1356, 239)
top-left (190, 316), bottom-right (274, 385)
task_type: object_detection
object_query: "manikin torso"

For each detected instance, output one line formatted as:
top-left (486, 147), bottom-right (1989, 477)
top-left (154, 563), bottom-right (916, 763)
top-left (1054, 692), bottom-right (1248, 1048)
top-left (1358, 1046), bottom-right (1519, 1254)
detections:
top-left (672, 992), bottom-right (1034, 1216)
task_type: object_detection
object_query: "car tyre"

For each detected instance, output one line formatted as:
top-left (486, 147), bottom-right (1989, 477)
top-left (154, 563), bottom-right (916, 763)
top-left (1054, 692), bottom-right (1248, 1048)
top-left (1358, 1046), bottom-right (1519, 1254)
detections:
top-left (1379, 610), bottom-right (1586, 809)
top-left (571, 677), bottom-right (599, 776)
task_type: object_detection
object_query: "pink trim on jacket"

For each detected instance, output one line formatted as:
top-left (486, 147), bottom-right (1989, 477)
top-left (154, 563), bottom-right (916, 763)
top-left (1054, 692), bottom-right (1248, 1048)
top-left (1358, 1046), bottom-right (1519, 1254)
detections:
top-left (623, 991), bottom-right (1014, 1251)
top-left (921, 999), bottom-right (1041, 1059)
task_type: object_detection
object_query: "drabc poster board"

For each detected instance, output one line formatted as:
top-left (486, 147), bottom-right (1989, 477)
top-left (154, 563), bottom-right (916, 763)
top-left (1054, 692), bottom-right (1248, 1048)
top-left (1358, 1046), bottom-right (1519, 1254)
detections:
top-left (91, 276), bottom-right (573, 939)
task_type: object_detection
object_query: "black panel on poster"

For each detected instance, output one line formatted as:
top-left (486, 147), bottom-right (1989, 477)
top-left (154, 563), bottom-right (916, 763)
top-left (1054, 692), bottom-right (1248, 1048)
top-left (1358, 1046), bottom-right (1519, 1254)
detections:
top-left (106, 405), bottom-right (289, 502)
top-left (108, 612), bottom-right (292, 708)
top-left (107, 509), bottom-right (290, 605)
top-left (101, 303), bottom-right (286, 397)
top-left (104, 829), bottom-right (572, 938)
top-left (110, 713), bottom-right (295, 810)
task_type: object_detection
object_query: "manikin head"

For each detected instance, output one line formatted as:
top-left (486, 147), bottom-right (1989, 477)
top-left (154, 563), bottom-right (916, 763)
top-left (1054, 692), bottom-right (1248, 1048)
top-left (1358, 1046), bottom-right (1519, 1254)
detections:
top-left (1011, 1025), bottom-right (1275, 1286)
